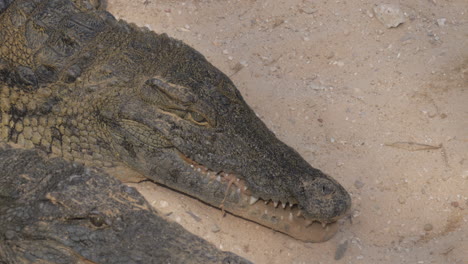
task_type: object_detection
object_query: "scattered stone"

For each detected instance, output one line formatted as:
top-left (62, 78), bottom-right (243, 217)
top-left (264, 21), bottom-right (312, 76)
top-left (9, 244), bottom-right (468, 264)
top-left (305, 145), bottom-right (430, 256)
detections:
top-left (354, 180), bottom-right (365, 189)
top-left (272, 19), bottom-right (285, 28)
top-left (373, 4), bottom-right (405, 28)
top-left (423, 223), bottom-right (433, 231)
top-left (185, 210), bottom-right (202, 222)
top-left (231, 63), bottom-right (244, 75)
top-left (437, 18), bottom-right (446, 26)
top-left (334, 61), bottom-right (345, 67)
top-left (243, 245), bottom-right (250, 253)
top-left (299, 7), bottom-right (317, 15)
top-left (159, 200), bottom-right (169, 208)
top-left (334, 240), bottom-right (349, 260)
top-left (352, 209), bottom-right (361, 218)
top-left (178, 27), bottom-right (190, 32)
top-left (400, 33), bottom-right (413, 43)
top-left (398, 196), bottom-right (406, 204)
top-left (239, 60), bottom-right (249, 67)
top-left (325, 51), bottom-right (335, 59)
top-left (211, 224), bottom-right (221, 233)
top-left (450, 201), bottom-right (459, 208)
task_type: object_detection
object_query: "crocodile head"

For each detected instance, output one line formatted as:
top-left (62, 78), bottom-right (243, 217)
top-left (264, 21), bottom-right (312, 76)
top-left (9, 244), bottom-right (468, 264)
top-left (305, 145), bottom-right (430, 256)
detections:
top-left (96, 35), bottom-right (351, 242)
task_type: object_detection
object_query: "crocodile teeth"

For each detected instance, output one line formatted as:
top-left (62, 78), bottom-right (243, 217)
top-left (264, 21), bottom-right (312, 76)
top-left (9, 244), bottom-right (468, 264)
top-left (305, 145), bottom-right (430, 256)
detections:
top-left (249, 196), bottom-right (259, 205)
top-left (273, 201), bottom-right (279, 208)
top-left (305, 220), bottom-right (313, 227)
top-left (281, 202), bottom-right (286, 209)
top-left (289, 203), bottom-right (294, 208)
top-left (264, 200), bottom-right (269, 205)
top-left (297, 210), bottom-right (303, 217)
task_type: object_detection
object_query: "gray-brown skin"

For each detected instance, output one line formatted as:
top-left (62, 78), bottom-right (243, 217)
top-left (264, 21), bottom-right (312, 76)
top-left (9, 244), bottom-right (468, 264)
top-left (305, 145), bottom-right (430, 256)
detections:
top-left (0, 145), bottom-right (251, 264)
top-left (0, 0), bottom-right (351, 240)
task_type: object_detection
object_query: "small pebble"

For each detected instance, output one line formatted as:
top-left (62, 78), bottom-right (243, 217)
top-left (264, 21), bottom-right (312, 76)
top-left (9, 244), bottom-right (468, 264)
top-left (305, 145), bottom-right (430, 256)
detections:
top-left (159, 200), bottom-right (169, 208)
top-left (436, 18), bottom-right (446, 26)
top-left (334, 240), bottom-right (348, 260)
top-left (450, 201), bottom-right (459, 208)
top-left (211, 224), bottom-right (221, 233)
top-left (300, 7), bottom-right (316, 14)
top-left (373, 4), bottom-right (405, 28)
top-left (325, 52), bottom-right (335, 59)
top-left (424, 223), bottom-right (433, 231)
top-left (354, 180), bottom-right (365, 189)
top-left (335, 61), bottom-right (345, 67)
top-left (352, 209), bottom-right (361, 218)
top-left (398, 196), bottom-right (406, 204)
top-left (185, 211), bottom-right (202, 222)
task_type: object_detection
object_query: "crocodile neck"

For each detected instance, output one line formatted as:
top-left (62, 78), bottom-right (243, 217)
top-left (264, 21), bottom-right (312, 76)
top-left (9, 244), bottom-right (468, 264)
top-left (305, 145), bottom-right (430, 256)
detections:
top-left (0, 0), bottom-right (168, 163)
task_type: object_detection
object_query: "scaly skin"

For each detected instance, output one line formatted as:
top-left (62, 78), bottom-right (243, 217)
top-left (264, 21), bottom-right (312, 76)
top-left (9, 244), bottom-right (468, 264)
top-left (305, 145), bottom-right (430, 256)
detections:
top-left (0, 0), bottom-right (351, 242)
top-left (0, 144), bottom-right (251, 264)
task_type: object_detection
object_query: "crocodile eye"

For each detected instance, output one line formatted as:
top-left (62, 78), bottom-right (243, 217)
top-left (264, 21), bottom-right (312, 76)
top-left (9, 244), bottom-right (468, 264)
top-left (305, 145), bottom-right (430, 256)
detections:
top-left (188, 111), bottom-right (208, 125)
top-left (89, 215), bottom-right (106, 227)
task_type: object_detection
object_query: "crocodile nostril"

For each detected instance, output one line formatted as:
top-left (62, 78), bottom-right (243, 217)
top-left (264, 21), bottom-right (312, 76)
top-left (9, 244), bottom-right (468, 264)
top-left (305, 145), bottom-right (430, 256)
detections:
top-left (321, 184), bottom-right (335, 196)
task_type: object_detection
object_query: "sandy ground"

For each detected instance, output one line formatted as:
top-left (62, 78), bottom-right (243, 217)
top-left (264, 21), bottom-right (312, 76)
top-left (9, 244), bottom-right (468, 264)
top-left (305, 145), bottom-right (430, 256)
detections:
top-left (106, 1), bottom-right (467, 263)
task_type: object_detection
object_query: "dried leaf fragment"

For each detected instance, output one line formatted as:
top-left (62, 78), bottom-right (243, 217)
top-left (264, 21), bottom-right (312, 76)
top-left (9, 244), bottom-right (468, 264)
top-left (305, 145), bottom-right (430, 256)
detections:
top-left (384, 142), bottom-right (442, 151)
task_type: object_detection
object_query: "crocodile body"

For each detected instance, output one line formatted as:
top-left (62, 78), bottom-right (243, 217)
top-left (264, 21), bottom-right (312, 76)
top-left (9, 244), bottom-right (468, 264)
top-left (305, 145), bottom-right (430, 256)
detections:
top-left (0, 144), bottom-right (250, 264)
top-left (0, 0), bottom-right (351, 247)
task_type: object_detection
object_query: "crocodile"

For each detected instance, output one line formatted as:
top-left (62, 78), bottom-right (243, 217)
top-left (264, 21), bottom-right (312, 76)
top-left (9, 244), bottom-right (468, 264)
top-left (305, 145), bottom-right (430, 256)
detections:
top-left (0, 144), bottom-right (251, 264)
top-left (0, 0), bottom-right (351, 243)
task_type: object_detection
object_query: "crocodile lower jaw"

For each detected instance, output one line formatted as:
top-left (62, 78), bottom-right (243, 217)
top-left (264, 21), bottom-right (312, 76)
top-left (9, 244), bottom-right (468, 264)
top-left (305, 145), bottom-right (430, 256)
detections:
top-left (178, 152), bottom-right (340, 242)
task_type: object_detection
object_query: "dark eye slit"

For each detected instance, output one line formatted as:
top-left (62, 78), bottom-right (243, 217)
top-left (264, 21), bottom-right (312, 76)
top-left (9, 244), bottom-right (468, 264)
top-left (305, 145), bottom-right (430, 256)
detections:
top-left (159, 107), bottom-right (209, 126)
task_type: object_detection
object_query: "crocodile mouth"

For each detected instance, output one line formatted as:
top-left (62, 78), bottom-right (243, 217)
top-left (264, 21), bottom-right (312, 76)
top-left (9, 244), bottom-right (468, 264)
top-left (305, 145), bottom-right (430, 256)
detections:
top-left (176, 152), bottom-right (340, 242)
